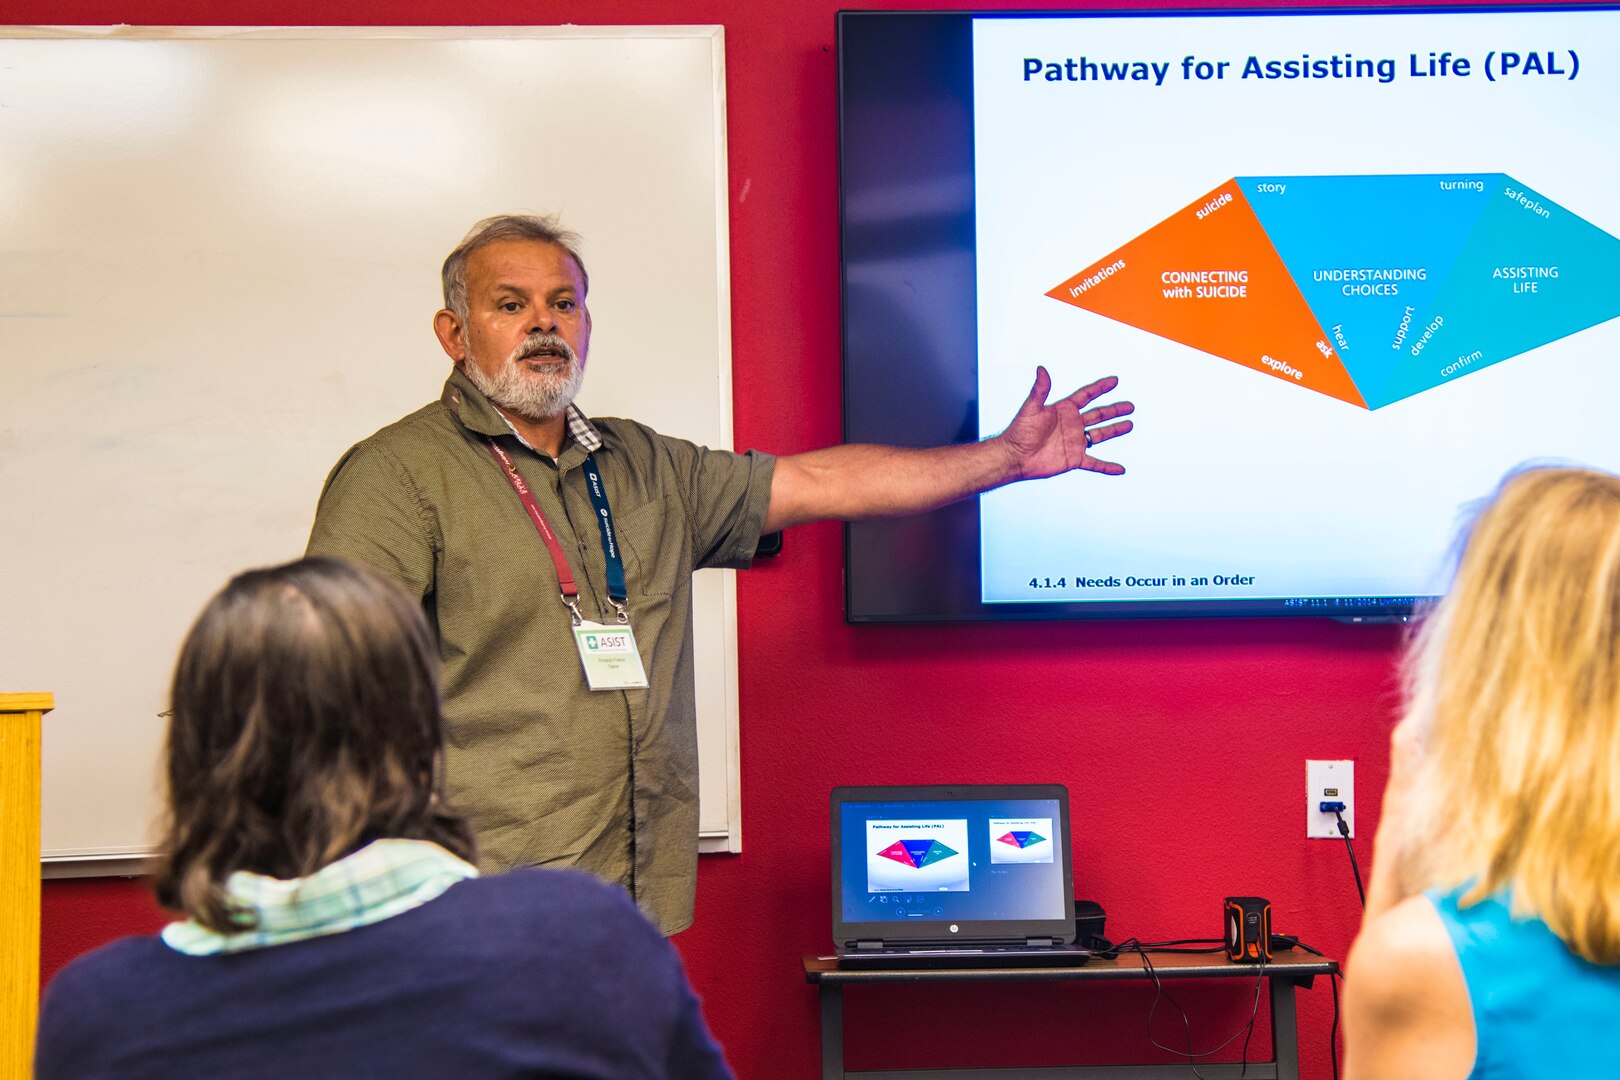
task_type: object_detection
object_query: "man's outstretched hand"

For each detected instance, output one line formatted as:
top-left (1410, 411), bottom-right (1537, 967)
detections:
top-left (761, 366), bottom-right (1134, 532)
top-left (999, 367), bottom-right (1135, 480)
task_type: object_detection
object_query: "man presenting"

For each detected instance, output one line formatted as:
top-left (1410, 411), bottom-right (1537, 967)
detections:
top-left (307, 214), bottom-right (1133, 934)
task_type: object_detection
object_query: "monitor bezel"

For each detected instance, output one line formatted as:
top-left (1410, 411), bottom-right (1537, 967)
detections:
top-left (837, 4), bottom-right (1617, 624)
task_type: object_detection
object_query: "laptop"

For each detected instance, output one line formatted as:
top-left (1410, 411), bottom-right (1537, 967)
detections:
top-left (830, 783), bottom-right (1090, 968)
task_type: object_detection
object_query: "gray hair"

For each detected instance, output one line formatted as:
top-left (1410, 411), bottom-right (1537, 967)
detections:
top-left (440, 214), bottom-right (589, 321)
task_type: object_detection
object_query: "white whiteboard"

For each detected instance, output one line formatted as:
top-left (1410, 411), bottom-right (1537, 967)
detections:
top-left (0, 25), bottom-right (743, 867)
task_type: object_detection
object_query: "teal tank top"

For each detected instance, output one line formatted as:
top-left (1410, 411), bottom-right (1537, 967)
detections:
top-left (1426, 885), bottom-right (1620, 1079)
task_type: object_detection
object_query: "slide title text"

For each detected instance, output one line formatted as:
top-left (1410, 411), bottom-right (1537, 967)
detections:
top-left (1020, 49), bottom-right (1580, 86)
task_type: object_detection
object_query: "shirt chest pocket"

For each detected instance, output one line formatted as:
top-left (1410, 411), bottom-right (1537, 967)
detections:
top-left (612, 494), bottom-right (689, 601)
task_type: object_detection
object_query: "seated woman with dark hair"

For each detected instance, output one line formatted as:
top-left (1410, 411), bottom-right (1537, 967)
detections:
top-left (34, 557), bottom-right (735, 1080)
top-left (1346, 467), bottom-right (1620, 1080)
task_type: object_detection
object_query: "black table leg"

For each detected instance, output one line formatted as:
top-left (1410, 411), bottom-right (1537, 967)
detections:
top-left (1269, 975), bottom-right (1301, 1080)
top-left (820, 982), bottom-right (846, 1080)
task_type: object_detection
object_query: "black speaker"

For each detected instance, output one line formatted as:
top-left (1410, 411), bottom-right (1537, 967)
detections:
top-left (1074, 899), bottom-right (1119, 958)
top-left (1224, 896), bottom-right (1272, 963)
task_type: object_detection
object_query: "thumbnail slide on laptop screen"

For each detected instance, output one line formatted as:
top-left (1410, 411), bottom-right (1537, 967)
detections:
top-left (837, 793), bottom-right (1068, 926)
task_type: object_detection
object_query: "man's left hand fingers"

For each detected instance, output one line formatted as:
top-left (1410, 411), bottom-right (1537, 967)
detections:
top-left (1080, 454), bottom-right (1126, 476)
top-left (1082, 419), bottom-right (1133, 450)
top-left (1078, 398), bottom-right (1134, 425)
top-left (1064, 374), bottom-right (1121, 408)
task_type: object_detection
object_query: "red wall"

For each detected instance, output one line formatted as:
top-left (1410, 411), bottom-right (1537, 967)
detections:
top-left (26, 0), bottom-right (1496, 1075)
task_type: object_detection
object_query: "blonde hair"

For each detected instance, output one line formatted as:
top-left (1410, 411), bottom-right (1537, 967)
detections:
top-left (1400, 466), bottom-right (1620, 963)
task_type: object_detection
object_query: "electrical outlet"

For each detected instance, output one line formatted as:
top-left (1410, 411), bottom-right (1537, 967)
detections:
top-left (1306, 760), bottom-right (1354, 839)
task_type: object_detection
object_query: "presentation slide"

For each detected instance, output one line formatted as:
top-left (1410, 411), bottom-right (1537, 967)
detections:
top-left (972, 10), bottom-right (1620, 605)
top-left (865, 818), bottom-right (971, 892)
top-left (989, 817), bottom-right (1054, 864)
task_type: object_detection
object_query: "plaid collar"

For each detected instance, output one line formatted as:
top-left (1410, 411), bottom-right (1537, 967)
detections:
top-left (564, 404), bottom-right (603, 452)
top-left (500, 403), bottom-right (602, 454)
top-left (160, 839), bottom-right (479, 956)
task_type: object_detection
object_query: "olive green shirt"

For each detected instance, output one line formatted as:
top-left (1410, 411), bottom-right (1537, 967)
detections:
top-left (307, 368), bottom-right (774, 934)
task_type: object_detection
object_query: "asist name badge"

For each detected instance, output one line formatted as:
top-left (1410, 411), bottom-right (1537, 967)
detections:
top-left (573, 620), bottom-right (650, 691)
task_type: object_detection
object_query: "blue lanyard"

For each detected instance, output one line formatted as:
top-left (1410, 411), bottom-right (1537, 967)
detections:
top-left (581, 453), bottom-right (629, 622)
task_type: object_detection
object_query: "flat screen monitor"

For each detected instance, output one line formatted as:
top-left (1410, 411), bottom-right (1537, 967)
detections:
top-left (830, 784), bottom-right (1076, 946)
top-left (839, 5), bottom-right (1620, 622)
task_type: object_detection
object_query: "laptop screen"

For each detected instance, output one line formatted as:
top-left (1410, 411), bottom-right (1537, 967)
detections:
top-left (831, 784), bottom-right (1076, 946)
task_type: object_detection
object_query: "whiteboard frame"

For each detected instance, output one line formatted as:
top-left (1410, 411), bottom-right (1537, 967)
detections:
top-left (0, 24), bottom-right (744, 871)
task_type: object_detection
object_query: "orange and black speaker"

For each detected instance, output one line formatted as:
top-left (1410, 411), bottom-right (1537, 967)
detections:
top-left (1223, 896), bottom-right (1272, 963)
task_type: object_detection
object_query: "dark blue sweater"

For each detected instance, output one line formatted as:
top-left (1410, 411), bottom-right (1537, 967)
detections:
top-left (35, 868), bottom-right (735, 1080)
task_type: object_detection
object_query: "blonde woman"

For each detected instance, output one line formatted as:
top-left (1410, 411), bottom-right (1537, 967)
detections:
top-left (1346, 467), bottom-right (1620, 1079)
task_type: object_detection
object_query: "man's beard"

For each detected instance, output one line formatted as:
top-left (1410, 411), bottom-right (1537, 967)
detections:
top-left (461, 331), bottom-right (585, 421)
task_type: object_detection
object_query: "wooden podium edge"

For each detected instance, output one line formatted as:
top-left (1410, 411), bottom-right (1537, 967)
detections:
top-left (2, 692), bottom-right (53, 1080)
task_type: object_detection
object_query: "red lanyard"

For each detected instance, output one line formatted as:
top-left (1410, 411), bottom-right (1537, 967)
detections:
top-left (485, 438), bottom-right (584, 624)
